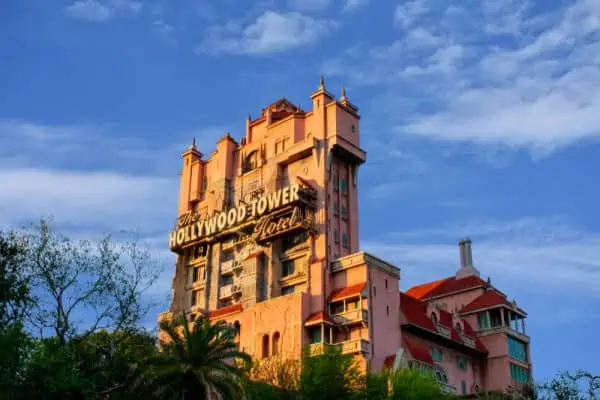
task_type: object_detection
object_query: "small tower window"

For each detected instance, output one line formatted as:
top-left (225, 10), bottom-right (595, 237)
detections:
top-left (351, 124), bottom-right (355, 133)
top-left (242, 151), bottom-right (258, 173)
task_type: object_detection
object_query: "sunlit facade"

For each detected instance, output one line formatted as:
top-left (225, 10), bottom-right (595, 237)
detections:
top-left (159, 78), bottom-right (532, 396)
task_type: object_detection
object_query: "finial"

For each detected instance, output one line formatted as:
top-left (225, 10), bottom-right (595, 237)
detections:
top-left (188, 136), bottom-right (196, 150)
top-left (319, 75), bottom-right (325, 89)
top-left (248, 114), bottom-right (251, 121)
top-left (341, 84), bottom-right (347, 99)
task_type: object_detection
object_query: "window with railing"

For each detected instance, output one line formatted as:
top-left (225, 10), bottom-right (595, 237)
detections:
top-left (341, 205), bottom-right (348, 220)
top-left (282, 259), bottom-right (295, 277)
top-left (340, 178), bottom-right (348, 195)
top-left (478, 313), bottom-right (490, 330)
top-left (342, 233), bottom-right (349, 248)
top-left (457, 356), bottom-right (468, 371)
top-left (431, 347), bottom-right (443, 362)
top-left (334, 229), bottom-right (340, 243)
top-left (510, 363), bottom-right (529, 384)
top-left (508, 337), bottom-right (527, 362)
top-left (333, 202), bottom-right (339, 216)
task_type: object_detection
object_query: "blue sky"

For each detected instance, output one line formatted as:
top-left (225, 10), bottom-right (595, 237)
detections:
top-left (1, 0), bottom-right (599, 381)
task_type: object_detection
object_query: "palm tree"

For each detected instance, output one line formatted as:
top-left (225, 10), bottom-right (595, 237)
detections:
top-left (143, 314), bottom-right (251, 400)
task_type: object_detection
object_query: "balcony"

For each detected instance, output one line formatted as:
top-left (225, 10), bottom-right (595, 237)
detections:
top-left (439, 383), bottom-right (457, 395)
top-left (221, 260), bottom-right (234, 275)
top-left (460, 334), bottom-right (475, 348)
top-left (332, 309), bottom-right (368, 326)
top-left (308, 343), bottom-right (336, 356)
top-left (220, 284), bottom-right (233, 299)
top-left (436, 324), bottom-right (452, 339)
top-left (233, 260), bottom-right (244, 271)
top-left (339, 338), bottom-right (370, 355)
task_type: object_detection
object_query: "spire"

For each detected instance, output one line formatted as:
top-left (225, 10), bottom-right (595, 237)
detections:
top-left (319, 75), bottom-right (325, 90)
top-left (341, 84), bottom-right (347, 100)
top-left (189, 136), bottom-right (197, 150)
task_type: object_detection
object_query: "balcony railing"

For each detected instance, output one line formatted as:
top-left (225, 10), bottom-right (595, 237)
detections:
top-left (436, 324), bottom-right (451, 339)
top-left (221, 260), bottom-right (234, 275)
top-left (339, 338), bottom-right (370, 355)
top-left (233, 260), bottom-right (244, 271)
top-left (220, 284), bottom-right (233, 299)
top-left (460, 334), bottom-right (475, 348)
top-left (439, 383), bottom-right (457, 395)
top-left (332, 309), bottom-right (369, 326)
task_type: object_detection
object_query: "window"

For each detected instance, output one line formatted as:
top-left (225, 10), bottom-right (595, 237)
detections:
top-left (373, 286), bottom-right (376, 297)
top-left (334, 229), bottom-right (340, 243)
top-left (332, 302), bottom-right (344, 314)
top-left (478, 313), bottom-right (490, 330)
top-left (262, 334), bottom-right (270, 358)
top-left (490, 309), bottom-right (503, 328)
top-left (431, 347), bottom-right (443, 362)
top-left (191, 290), bottom-right (199, 306)
top-left (510, 363), bottom-right (529, 384)
top-left (457, 356), bottom-right (467, 371)
top-left (309, 327), bottom-right (321, 344)
top-left (242, 151), bottom-right (258, 173)
top-left (340, 178), bottom-right (348, 195)
top-left (341, 205), bottom-right (348, 220)
top-left (508, 337), bottom-right (528, 362)
top-left (385, 279), bottom-right (388, 289)
top-left (202, 178), bottom-right (208, 192)
top-left (342, 233), bottom-right (349, 248)
top-left (347, 299), bottom-right (359, 310)
top-left (461, 380), bottom-right (467, 395)
top-left (222, 275), bottom-right (233, 286)
top-left (333, 172), bottom-right (339, 191)
top-left (192, 267), bottom-right (199, 282)
top-left (333, 202), bottom-right (339, 216)
top-left (272, 332), bottom-right (280, 356)
top-left (351, 124), bottom-right (356, 133)
top-left (386, 306), bottom-right (390, 316)
top-left (281, 285), bottom-right (295, 295)
top-left (282, 260), bottom-right (295, 277)
top-left (431, 312), bottom-right (438, 324)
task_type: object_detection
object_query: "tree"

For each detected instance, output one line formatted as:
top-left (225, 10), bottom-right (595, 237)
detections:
top-left (23, 218), bottom-right (162, 343)
top-left (388, 368), bottom-right (450, 400)
top-left (537, 370), bottom-right (600, 400)
top-left (0, 230), bottom-right (33, 398)
top-left (299, 345), bottom-right (363, 400)
top-left (143, 314), bottom-right (252, 400)
top-left (247, 356), bottom-right (300, 396)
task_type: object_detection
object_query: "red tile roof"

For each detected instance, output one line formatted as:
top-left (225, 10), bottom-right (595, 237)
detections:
top-left (406, 278), bottom-right (448, 299)
top-left (399, 292), bottom-right (487, 354)
top-left (328, 282), bottom-right (367, 302)
top-left (403, 336), bottom-right (435, 365)
top-left (208, 303), bottom-right (242, 319)
top-left (304, 311), bottom-right (336, 326)
top-left (406, 275), bottom-right (486, 300)
top-left (461, 290), bottom-right (511, 313)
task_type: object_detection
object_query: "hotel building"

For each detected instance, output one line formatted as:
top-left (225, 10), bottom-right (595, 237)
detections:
top-left (159, 78), bottom-right (532, 396)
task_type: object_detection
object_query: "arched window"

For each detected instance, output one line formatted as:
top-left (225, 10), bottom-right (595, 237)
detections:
top-left (261, 334), bottom-right (269, 358)
top-left (242, 151), bottom-right (258, 173)
top-left (431, 312), bottom-right (438, 323)
top-left (455, 323), bottom-right (462, 333)
top-left (272, 332), bottom-right (280, 356)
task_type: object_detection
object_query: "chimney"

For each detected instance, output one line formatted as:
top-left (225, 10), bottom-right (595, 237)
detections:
top-left (456, 237), bottom-right (480, 279)
top-left (458, 239), bottom-right (467, 268)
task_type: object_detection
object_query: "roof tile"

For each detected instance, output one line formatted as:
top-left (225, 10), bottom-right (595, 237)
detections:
top-left (328, 282), bottom-right (367, 302)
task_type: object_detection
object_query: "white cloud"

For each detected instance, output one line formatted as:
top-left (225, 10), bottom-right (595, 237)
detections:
top-left (324, 0), bottom-right (600, 154)
top-left (343, 0), bottom-right (369, 12)
top-left (361, 217), bottom-right (600, 298)
top-left (287, 0), bottom-right (330, 12)
top-left (0, 168), bottom-right (178, 232)
top-left (65, 0), bottom-right (113, 22)
top-left (64, 0), bottom-right (142, 22)
top-left (199, 11), bottom-right (338, 55)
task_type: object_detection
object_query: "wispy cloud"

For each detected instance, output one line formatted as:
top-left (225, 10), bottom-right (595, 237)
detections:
top-left (362, 217), bottom-right (600, 298)
top-left (343, 0), bottom-right (369, 12)
top-left (65, 0), bottom-right (113, 22)
top-left (323, 0), bottom-right (600, 155)
top-left (64, 0), bottom-right (142, 22)
top-left (287, 0), bottom-right (331, 12)
top-left (198, 11), bottom-right (339, 55)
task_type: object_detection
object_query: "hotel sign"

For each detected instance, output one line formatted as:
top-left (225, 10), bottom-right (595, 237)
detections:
top-left (169, 184), bottom-right (308, 250)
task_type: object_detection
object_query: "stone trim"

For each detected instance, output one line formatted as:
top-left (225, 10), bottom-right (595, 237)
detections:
top-left (330, 251), bottom-right (400, 278)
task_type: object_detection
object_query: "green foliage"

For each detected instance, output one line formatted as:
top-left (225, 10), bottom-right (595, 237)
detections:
top-left (299, 345), bottom-right (363, 400)
top-left (142, 313), bottom-right (252, 400)
top-left (388, 368), bottom-right (450, 400)
top-left (360, 371), bottom-right (389, 400)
